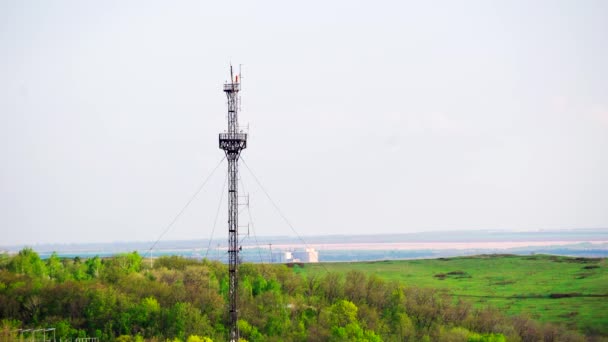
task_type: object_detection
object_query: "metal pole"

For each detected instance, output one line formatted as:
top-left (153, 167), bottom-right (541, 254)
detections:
top-left (269, 243), bottom-right (273, 263)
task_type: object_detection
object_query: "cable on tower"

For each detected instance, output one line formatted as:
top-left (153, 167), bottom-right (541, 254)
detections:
top-left (240, 157), bottom-right (329, 273)
top-left (146, 156), bottom-right (226, 262)
top-left (204, 170), bottom-right (229, 260)
top-left (238, 175), bottom-right (265, 264)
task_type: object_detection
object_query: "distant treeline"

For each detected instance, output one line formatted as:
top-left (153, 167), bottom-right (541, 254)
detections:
top-left (0, 249), bottom-right (589, 341)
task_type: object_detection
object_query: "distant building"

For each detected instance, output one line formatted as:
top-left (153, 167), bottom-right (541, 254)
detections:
top-left (271, 251), bottom-right (292, 263)
top-left (272, 248), bottom-right (318, 263)
top-left (292, 248), bottom-right (319, 263)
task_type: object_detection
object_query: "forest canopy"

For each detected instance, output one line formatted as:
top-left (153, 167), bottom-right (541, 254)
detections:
top-left (0, 249), bottom-right (589, 341)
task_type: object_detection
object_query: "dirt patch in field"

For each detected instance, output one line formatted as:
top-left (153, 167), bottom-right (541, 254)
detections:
top-left (549, 293), bottom-right (582, 298)
top-left (492, 280), bottom-right (516, 286)
top-left (559, 311), bottom-right (579, 318)
top-left (582, 265), bottom-right (599, 270)
top-left (434, 271), bottom-right (472, 280)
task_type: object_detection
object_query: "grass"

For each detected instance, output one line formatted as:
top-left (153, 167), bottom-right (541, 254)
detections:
top-left (299, 254), bottom-right (608, 335)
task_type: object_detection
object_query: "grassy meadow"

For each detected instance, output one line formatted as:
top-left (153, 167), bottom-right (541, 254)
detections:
top-left (298, 254), bottom-right (608, 335)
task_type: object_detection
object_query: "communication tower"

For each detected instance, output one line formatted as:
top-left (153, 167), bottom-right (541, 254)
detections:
top-left (219, 65), bottom-right (246, 341)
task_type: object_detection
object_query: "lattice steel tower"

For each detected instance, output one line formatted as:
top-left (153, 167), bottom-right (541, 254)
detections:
top-left (219, 65), bottom-right (246, 341)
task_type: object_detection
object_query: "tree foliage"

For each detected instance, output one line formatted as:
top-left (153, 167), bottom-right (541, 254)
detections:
top-left (0, 249), bottom-right (590, 341)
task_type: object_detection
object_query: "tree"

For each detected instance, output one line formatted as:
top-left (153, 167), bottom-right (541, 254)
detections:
top-left (85, 286), bottom-right (125, 337)
top-left (165, 302), bottom-right (213, 341)
top-left (53, 320), bottom-right (72, 340)
top-left (365, 274), bottom-right (387, 309)
top-left (21, 294), bottom-right (43, 324)
top-left (131, 296), bottom-right (160, 337)
top-left (187, 335), bottom-right (213, 342)
top-left (0, 253), bottom-right (10, 269)
top-left (41, 280), bottom-right (89, 320)
top-left (325, 299), bottom-right (358, 327)
top-left (320, 301), bottom-right (382, 342)
top-left (66, 256), bottom-right (88, 280)
top-left (437, 326), bottom-right (472, 342)
top-left (468, 332), bottom-right (507, 342)
top-left (118, 252), bottom-right (142, 274)
top-left (8, 248), bottom-right (47, 278)
top-left (0, 319), bottom-right (20, 341)
top-left (85, 256), bottom-right (103, 279)
top-left (237, 319), bottom-right (263, 342)
top-left (345, 271), bottom-right (367, 304)
top-left (101, 252), bottom-right (142, 282)
top-left (394, 313), bottom-right (415, 341)
top-left (320, 273), bottom-right (343, 303)
top-left (47, 252), bottom-right (67, 281)
top-left (405, 287), bottom-right (443, 331)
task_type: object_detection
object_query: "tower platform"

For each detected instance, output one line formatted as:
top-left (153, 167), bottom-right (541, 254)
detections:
top-left (224, 83), bottom-right (240, 92)
top-left (219, 132), bottom-right (247, 152)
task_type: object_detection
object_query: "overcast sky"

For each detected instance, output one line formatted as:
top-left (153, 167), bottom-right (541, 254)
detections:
top-left (1, 0), bottom-right (607, 246)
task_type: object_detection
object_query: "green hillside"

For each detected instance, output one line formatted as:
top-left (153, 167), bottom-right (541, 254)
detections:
top-left (299, 254), bottom-right (608, 335)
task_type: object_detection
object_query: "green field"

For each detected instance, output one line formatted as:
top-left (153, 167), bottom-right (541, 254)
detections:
top-left (299, 254), bottom-right (608, 335)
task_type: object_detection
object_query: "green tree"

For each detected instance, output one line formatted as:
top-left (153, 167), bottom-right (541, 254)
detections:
top-left (41, 280), bottom-right (89, 320)
top-left (468, 333), bottom-right (507, 342)
top-left (85, 256), bottom-right (103, 278)
top-left (46, 252), bottom-right (67, 281)
top-left (320, 272), bottom-right (343, 302)
top-left (320, 299), bottom-right (382, 342)
top-left (8, 248), bottom-right (47, 277)
top-left (437, 326), bottom-right (472, 342)
top-left (345, 271), bottom-right (367, 304)
top-left (394, 313), bottom-right (415, 341)
top-left (165, 302), bottom-right (212, 341)
top-left (0, 319), bottom-right (20, 341)
top-left (67, 256), bottom-right (89, 280)
top-left (186, 335), bottom-right (213, 342)
top-left (0, 253), bottom-right (10, 269)
top-left (101, 252), bottom-right (142, 282)
top-left (131, 296), bottom-right (161, 337)
top-left (237, 319), bottom-right (263, 342)
top-left (405, 287), bottom-right (443, 331)
top-left (85, 286), bottom-right (126, 337)
top-left (327, 300), bottom-right (358, 326)
top-left (123, 252), bottom-right (143, 273)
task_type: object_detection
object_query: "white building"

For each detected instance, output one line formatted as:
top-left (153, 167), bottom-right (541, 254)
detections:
top-left (271, 248), bottom-right (319, 263)
top-left (271, 251), bottom-right (292, 263)
top-left (292, 248), bottom-right (319, 263)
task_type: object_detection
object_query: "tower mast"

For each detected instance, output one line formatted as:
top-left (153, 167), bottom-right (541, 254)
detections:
top-left (219, 65), bottom-right (246, 341)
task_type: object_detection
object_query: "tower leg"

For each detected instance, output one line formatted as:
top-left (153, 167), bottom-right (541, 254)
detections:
top-left (227, 153), bottom-right (239, 341)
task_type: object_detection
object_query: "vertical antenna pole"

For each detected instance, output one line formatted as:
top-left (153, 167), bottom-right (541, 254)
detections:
top-left (219, 65), bottom-right (247, 341)
top-left (269, 243), bottom-right (273, 263)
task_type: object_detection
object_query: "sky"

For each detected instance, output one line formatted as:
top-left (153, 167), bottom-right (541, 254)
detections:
top-left (1, 0), bottom-right (607, 246)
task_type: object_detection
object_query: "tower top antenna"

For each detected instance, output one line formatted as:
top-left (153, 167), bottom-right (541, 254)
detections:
top-left (224, 64), bottom-right (240, 94)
